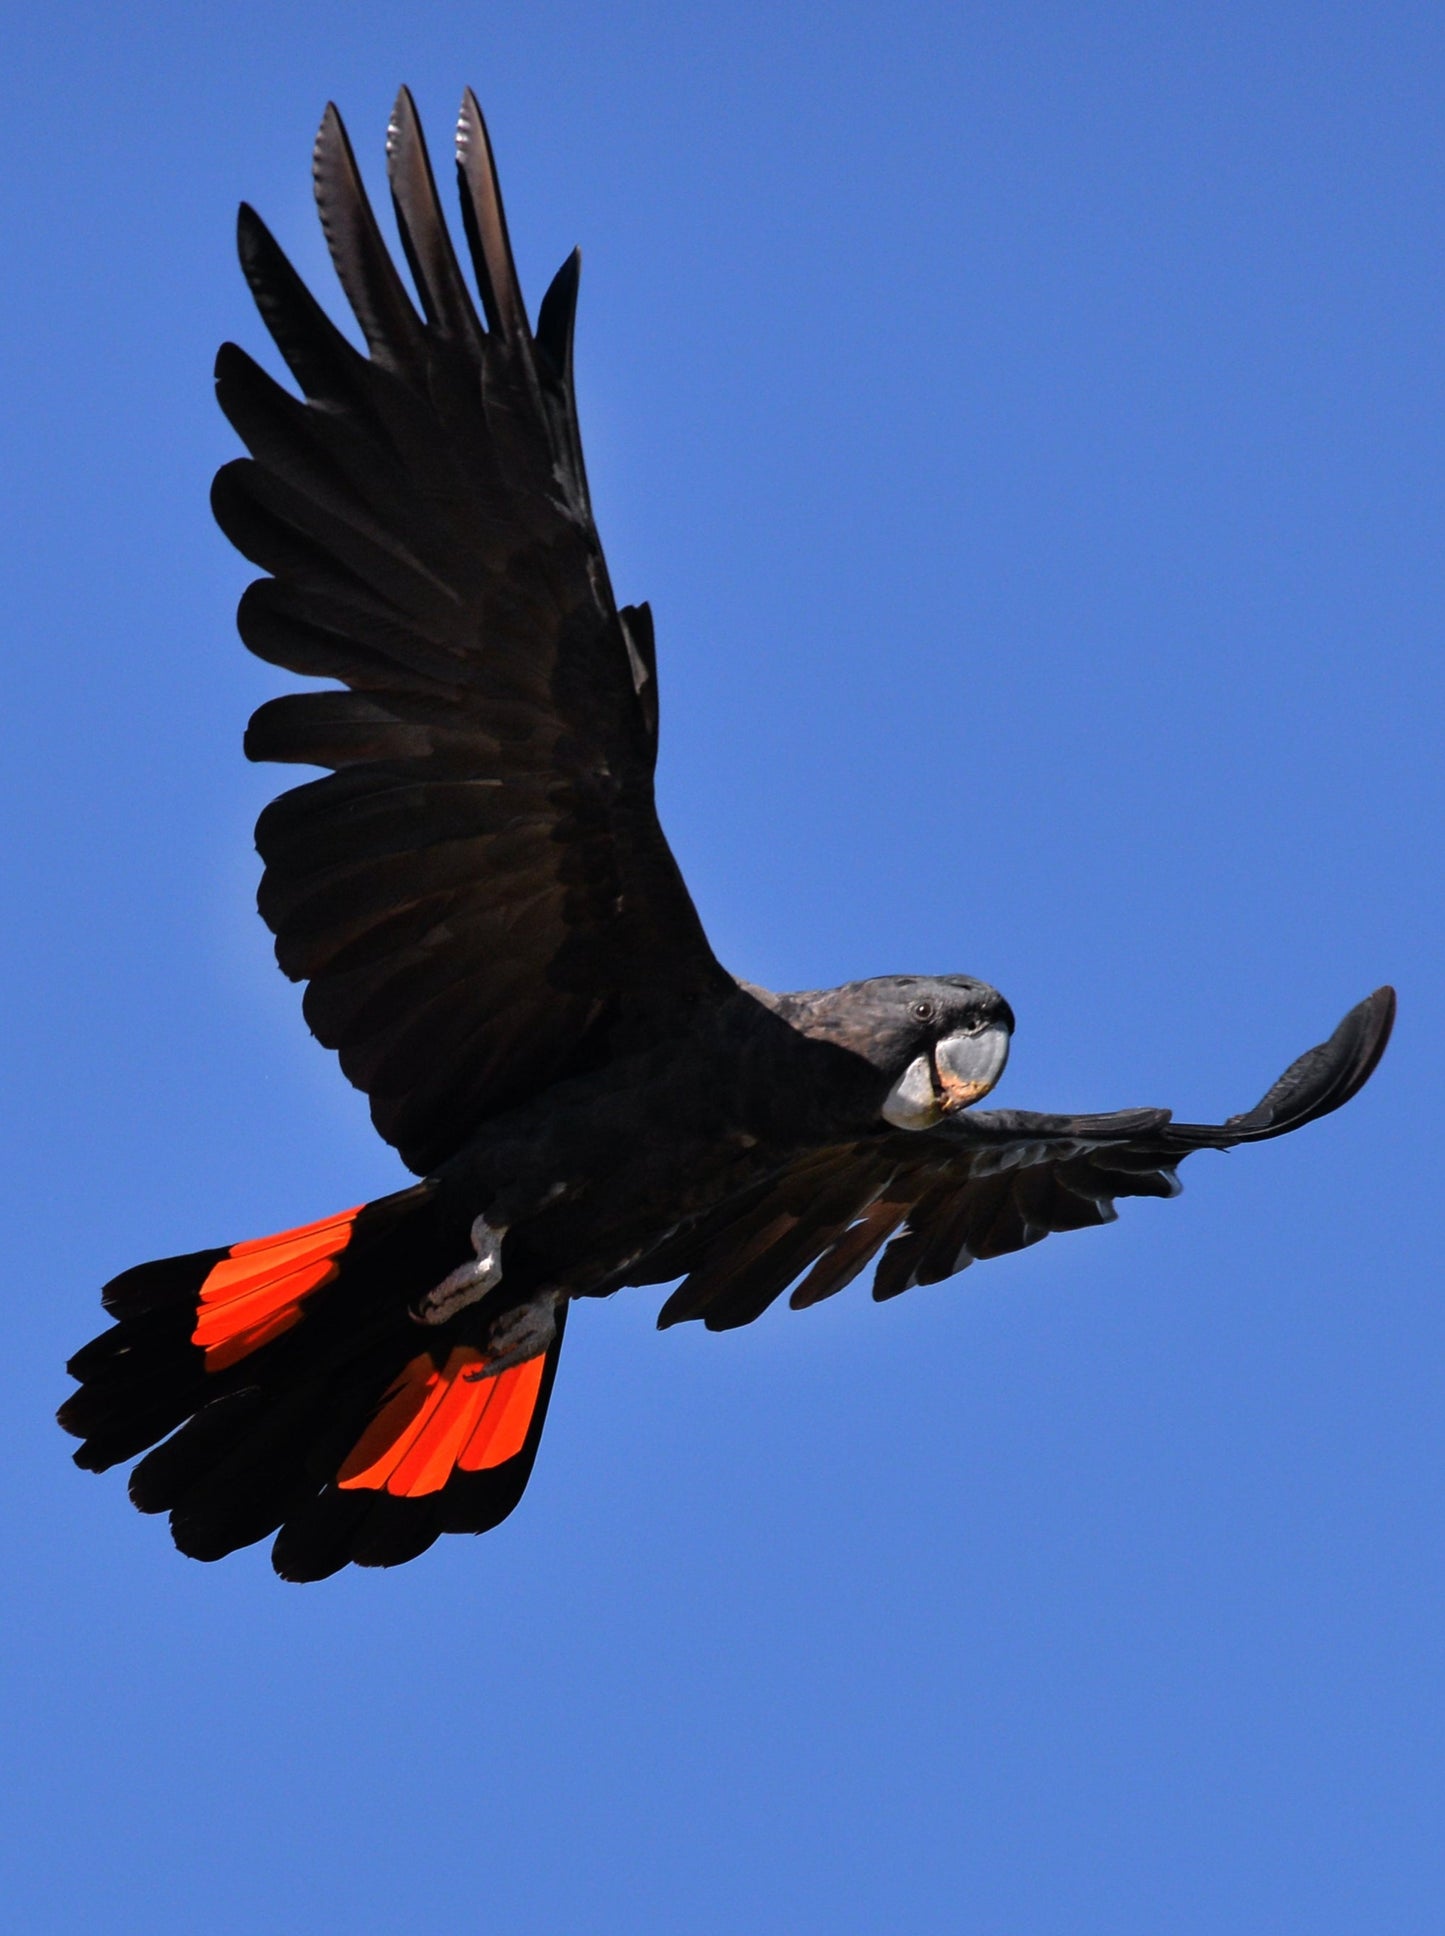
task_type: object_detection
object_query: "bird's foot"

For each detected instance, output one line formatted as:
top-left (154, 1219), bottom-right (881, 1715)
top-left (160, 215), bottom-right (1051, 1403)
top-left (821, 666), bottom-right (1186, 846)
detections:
top-left (467, 1289), bottom-right (564, 1377)
top-left (410, 1214), bottom-right (507, 1326)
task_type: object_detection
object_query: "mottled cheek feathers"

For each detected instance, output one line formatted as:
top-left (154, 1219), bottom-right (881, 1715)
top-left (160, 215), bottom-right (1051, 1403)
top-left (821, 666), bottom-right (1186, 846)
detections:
top-left (881, 1021), bottom-right (1012, 1130)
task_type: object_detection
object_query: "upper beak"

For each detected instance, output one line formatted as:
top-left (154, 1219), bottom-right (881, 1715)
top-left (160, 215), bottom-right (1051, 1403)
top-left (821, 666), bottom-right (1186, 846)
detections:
top-left (932, 1021), bottom-right (1011, 1111)
top-left (880, 1021), bottom-right (1011, 1130)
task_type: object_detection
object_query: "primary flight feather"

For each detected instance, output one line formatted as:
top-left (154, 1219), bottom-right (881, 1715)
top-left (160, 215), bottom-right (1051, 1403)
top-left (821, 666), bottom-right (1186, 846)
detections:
top-left (59, 90), bottom-right (1395, 1579)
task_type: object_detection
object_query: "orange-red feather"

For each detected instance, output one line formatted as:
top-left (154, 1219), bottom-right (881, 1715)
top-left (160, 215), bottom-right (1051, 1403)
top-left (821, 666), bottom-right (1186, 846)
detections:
top-left (191, 1207), bottom-right (362, 1370)
top-left (338, 1347), bottom-right (547, 1497)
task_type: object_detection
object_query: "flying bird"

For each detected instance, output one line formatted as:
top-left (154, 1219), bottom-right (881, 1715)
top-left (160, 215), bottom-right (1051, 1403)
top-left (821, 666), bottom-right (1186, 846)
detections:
top-left (59, 90), bottom-right (1395, 1580)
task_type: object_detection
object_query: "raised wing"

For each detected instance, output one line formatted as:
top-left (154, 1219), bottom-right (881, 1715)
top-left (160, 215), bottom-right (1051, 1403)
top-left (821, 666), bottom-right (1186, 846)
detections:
top-left (638, 988), bottom-right (1395, 1331)
top-left (212, 91), bottom-right (731, 1174)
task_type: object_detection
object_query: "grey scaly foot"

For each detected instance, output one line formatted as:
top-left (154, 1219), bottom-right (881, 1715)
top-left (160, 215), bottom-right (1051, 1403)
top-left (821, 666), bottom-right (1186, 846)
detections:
top-left (469, 1289), bottom-right (564, 1377)
top-left (410, 1214), bottom-right (507, 1326)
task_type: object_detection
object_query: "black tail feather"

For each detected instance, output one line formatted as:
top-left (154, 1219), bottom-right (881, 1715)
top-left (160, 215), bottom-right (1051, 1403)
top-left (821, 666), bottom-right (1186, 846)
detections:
top-left (61, 1182), bottom-right (568, 1576)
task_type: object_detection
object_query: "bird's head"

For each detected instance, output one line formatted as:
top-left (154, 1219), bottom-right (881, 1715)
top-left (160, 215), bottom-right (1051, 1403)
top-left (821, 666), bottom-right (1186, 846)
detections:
top-left (873, 975), bottom-right (1014, 1128)
top-left (788, 974), bottom-right (1015, 1131)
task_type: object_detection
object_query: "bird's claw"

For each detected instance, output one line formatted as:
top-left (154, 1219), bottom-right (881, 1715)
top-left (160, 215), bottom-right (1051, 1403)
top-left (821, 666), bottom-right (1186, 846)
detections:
top-left (465, 1289), bottom-right (563, 1377)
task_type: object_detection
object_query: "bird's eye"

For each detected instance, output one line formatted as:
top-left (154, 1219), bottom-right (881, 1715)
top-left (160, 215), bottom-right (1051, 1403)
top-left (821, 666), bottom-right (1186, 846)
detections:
top-left (912, 999), bottom-right (935, 1022)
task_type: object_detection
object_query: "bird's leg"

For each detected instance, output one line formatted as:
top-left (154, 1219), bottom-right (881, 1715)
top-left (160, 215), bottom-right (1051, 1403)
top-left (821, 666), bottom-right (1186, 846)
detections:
top-left (410, 1213), bottom-right (508, 1326)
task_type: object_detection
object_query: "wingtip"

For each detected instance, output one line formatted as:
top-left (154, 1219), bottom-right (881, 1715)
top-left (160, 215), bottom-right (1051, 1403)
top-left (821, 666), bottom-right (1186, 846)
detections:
top-left (1207, 982), bottom-right (1397, 1145)
top-left (536, 248), bottom-right (583, 377)
top-left (654, 1291), bottom-right (689, 1330)
top-left (235, 201), bottom-right (266, 256)
top-left (311, 101), bottom-right (355, 212)
top-left (385, 88), bottom-right (412, 165)
top-left (313, 100), bottom-right (344, 171)
top-left (385, 85), bottom-right (486, 348)
top-left (1348, 983), bottom-right (1396, 1089)
top-left (454, 87), bottom-right (488, 173)
top-left (388, 84), bottom-right (418, 140)
top-left (452, 86), bottom-right (532, 348)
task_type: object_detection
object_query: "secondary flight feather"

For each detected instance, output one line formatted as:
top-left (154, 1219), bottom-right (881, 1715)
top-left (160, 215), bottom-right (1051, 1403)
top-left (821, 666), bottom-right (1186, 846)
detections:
top-left (59, 90), bottom-right (1395, 1579)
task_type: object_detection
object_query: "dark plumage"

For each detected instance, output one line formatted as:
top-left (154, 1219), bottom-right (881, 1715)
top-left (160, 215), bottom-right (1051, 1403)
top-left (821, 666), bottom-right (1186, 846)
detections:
top-left (59, 91), bottom-right (1395, 1579)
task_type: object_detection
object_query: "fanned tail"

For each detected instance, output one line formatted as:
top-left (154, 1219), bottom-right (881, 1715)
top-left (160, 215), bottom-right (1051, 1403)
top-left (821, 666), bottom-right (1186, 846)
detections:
top-left (59, 1185), bottom-right (567, 1580)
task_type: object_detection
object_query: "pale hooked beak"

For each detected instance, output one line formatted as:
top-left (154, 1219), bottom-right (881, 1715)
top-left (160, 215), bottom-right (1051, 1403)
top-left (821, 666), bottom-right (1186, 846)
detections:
top-left (880, 1022), bottom-right (1011, 1131)
top-left (934, 1022), bottom-right (1011, 1110)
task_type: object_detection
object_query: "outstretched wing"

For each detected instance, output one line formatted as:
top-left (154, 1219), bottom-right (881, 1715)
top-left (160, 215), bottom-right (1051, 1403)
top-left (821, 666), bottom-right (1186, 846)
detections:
top-left (213, 90), bottom-right (732, 1174)
top-left (638, 988), bottom-right (1395, 1331)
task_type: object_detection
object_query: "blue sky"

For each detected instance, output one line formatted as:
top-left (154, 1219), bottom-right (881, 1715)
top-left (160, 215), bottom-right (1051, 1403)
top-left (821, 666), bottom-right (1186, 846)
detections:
top-left (4, 3), bottom-right (1442, 1930)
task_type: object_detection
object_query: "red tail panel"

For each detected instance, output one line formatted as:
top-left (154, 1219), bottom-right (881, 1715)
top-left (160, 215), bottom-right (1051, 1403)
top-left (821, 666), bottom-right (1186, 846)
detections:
top-left (226, 1208), bottom-right (364, 1256)
top-left (191, 1207), bottom-right (363, 1371)
top-left (62, 1180), bottom-right (566, 1575)
top-left (338, 1347), bottom-right (549, 1498)
top-left (460, 1353), bottom-right (546, 1470)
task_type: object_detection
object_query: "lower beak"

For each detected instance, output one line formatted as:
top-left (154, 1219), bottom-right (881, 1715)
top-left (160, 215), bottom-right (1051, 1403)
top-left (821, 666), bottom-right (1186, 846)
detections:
top-left (933, 1022), bottom-right (1011, 1111)
top-left (880, 1055), bottom-right (940, 1129)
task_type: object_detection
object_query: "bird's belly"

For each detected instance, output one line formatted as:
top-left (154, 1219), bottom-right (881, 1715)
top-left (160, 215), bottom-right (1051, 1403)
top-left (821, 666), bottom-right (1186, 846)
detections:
top-left (512, 1128), bottom-right (783, 1299)
top-left (439, 1076), bottom-right (791, 1302)
top-left (435, 1005), bottom-right (880, 1305)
